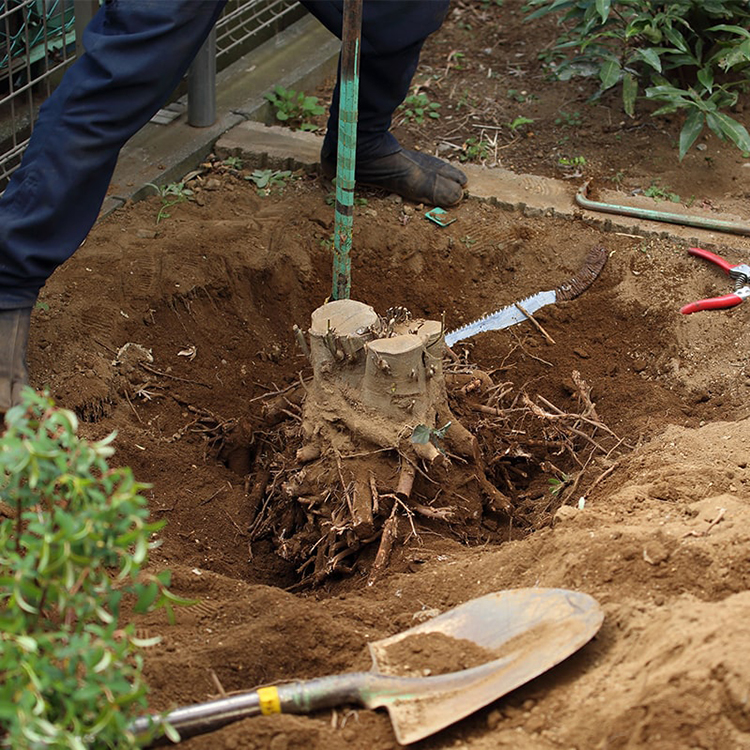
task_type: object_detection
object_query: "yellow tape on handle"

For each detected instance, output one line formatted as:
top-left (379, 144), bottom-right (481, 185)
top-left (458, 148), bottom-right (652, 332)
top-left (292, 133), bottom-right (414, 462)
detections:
top-left (257, 686), bottom-right (282, 715)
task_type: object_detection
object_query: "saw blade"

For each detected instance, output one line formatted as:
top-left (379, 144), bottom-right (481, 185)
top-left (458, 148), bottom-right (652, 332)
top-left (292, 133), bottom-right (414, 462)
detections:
top-left (445, 245), bottom-right (608, 347)
top-left (444, 290), bottom-right (556, 346)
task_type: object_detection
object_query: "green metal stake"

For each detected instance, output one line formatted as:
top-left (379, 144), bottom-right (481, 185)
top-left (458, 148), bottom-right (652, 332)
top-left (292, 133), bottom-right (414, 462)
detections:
top-left (332, 0), bottom-right (362, 300)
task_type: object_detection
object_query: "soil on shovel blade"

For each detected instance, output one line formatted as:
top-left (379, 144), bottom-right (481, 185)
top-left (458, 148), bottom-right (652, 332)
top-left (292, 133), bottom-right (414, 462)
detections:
top-left (22, 1), bottom-right (750, 748)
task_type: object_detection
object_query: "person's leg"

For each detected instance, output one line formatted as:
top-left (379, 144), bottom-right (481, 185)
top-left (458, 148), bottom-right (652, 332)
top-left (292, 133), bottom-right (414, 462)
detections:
top-left (0, 0), bottom-right (225, 413)
top-left (302, 0), bottom-right (466, 205)
top-left (0, 0), bottom-right (226, 311)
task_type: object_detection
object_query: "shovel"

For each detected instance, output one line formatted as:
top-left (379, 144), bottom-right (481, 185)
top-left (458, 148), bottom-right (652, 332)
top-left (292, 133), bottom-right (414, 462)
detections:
top-left (133, 587), bottom-right (603, 746)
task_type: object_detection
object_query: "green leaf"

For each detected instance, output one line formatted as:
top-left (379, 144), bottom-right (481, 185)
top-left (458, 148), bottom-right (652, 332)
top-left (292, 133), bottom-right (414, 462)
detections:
top-left (635, 47), bottom-right (662, 72)
top-left (706, 111), bottom-right (750, 153)
top-left (433, 422), bottom-right (452, 440)
top-left (598, 58), bottom-right (621, 90)
top-left (133, 581), bottom-right (159, 613)
top-left (595, 0), bottom-right (610, 24)
top-left (163, 722), bottom-right (182, 743)
top-left (622, 72), bottom-right (638, 117)
top-left (15, 634), bottom-right (38, 652)
top-left (696, 67), bottom-right (714, 93)
top-left (131, 634), bottom-right (162, 648)
top-left (410, 424), bottom-right (433, 445)
top-left (678, 110), bottom-right (705, 160)
top-left (662, 26), bottom-right (689, 55)
top-left (706, 24), bottom-right (750, 40)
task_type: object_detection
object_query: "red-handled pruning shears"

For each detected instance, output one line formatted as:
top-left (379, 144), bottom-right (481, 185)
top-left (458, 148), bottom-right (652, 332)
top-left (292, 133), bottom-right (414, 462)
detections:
top-left (681, 246), bottom-right (750, 314)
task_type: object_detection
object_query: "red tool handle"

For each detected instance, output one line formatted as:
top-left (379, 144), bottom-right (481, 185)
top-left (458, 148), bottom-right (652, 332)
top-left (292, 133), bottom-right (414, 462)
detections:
top-left (687, 246), bottom-right (734, 274)
top-left (680, 293), bottom-right (745, 314)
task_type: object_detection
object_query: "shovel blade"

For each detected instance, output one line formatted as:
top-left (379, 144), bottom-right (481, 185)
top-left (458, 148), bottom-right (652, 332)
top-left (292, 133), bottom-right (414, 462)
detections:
top-left (367, 588), bottom-right (602, 744)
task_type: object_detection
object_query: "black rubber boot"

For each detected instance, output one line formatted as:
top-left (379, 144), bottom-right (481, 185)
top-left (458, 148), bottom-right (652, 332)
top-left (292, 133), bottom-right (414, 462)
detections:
top-left (0, 307), bottom-right (31, 415)
top-left (321, 148), bottom-right (467, 206)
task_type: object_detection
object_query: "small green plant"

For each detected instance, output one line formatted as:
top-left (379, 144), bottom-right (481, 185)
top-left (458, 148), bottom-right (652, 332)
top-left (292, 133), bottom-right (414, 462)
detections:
top-left (555, 110), bottom-right (583, 128)
top-left (399, 93), bottom-right (441, 124)
top-left (411, 422), bottom-right (452, 454)
top-left (263, 84), bottom-right (325, 131)
top-left (507, 88), bottom-right (537, 103)
top-left (548, 474), bottom-right (571, 497)
top-left (508, 116), bottom-right (535, 133)
top-left (245, 168), bottom-right (294, 196)
top-left (643, 180), bottom-right (681, 203)
top-left (459, 136), bottom-right (494, 163)
top-left (558, 155), bottom-right (588, 169)
top-left (448, 51), bottom-right (466, 70)
top-left (0, 389), bottom-right (192, 749)
top-left (222, 156), bottom-right (243, 169)
top-left (146, 181), bottom-right (194, 224)
top-left (456, 88), bottom-right (478, 111)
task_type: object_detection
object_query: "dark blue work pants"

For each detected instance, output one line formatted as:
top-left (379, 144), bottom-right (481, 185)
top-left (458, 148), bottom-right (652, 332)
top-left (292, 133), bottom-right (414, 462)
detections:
top-left (0, 0), bottom-right (449, 309)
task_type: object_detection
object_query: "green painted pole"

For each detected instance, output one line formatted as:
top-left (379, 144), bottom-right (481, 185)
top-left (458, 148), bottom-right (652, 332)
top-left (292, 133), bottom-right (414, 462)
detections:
top-left (332, 0), bottom-right (362, 300)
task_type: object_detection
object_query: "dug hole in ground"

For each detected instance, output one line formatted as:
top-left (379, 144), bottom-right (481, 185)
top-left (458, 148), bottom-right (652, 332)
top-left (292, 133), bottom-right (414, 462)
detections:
top-left (27, 1), bottom-right (750, 747)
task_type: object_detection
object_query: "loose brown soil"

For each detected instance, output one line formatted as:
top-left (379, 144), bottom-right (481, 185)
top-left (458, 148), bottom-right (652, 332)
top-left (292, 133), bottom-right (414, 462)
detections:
top-left (27, 2), bottom-right (750, 748)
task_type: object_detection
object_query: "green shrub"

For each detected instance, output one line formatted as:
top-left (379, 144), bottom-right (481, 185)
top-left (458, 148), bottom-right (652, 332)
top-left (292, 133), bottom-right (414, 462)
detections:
top-left (0, 390), bottom-right (188, 749)
top-left (524, 0), bottom-right (750, 157)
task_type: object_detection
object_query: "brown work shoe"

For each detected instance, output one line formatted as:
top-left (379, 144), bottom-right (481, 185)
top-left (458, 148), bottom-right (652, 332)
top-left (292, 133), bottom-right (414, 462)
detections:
top-left (0, 307), bottom-right (31, 416)
top-left (321, 148), bottom-right (467, 206)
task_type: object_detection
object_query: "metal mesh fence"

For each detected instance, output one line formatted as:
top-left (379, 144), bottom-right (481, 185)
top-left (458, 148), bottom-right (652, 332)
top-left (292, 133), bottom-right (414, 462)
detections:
top-left (0, 0), bottom-right (302, 189)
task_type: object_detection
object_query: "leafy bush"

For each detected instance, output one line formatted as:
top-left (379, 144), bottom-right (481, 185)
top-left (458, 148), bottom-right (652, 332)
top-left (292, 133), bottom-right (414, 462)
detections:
top-left (0, 390), bottom-right (188, 749)
top-left (264, 84), bottom-right (325, 131)
top-left (524, 0), bottom-right (750, 157)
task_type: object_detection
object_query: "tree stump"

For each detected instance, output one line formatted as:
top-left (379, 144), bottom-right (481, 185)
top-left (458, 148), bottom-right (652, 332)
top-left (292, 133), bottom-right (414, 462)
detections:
top-left (264, 299), bottom-right (509, 584)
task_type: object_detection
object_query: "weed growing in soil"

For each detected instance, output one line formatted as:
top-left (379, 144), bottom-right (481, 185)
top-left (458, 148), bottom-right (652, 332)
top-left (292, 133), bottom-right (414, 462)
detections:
top-left (558, 155), bottom-right (588, 176)
top-left (399, 93), bottom-right (441, 124)
top-left (508, 116), bottom-right (535, 133)
top-left (643, 181), bottom-right (681, 203)
top-left (459, 136), bottom-right (494, 162)
top-left (245, 168), bottom-right (295, 196)
top-left (263, 84), bottom-right (325, 131)
top-left (411, 422), bottom-right (452, 455)
top-left (525, 0), bottom-right (750, 158)
top-left (146, 181), bottom-right (194, 224)
top-left (222, 156), bottom-right (243, 170)
top-left (555, 110), bottom-right (583, 128)
top-left (507, 88), bottom-right (537, 103)
top-left (0, 390), bottom-right (190, 749)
